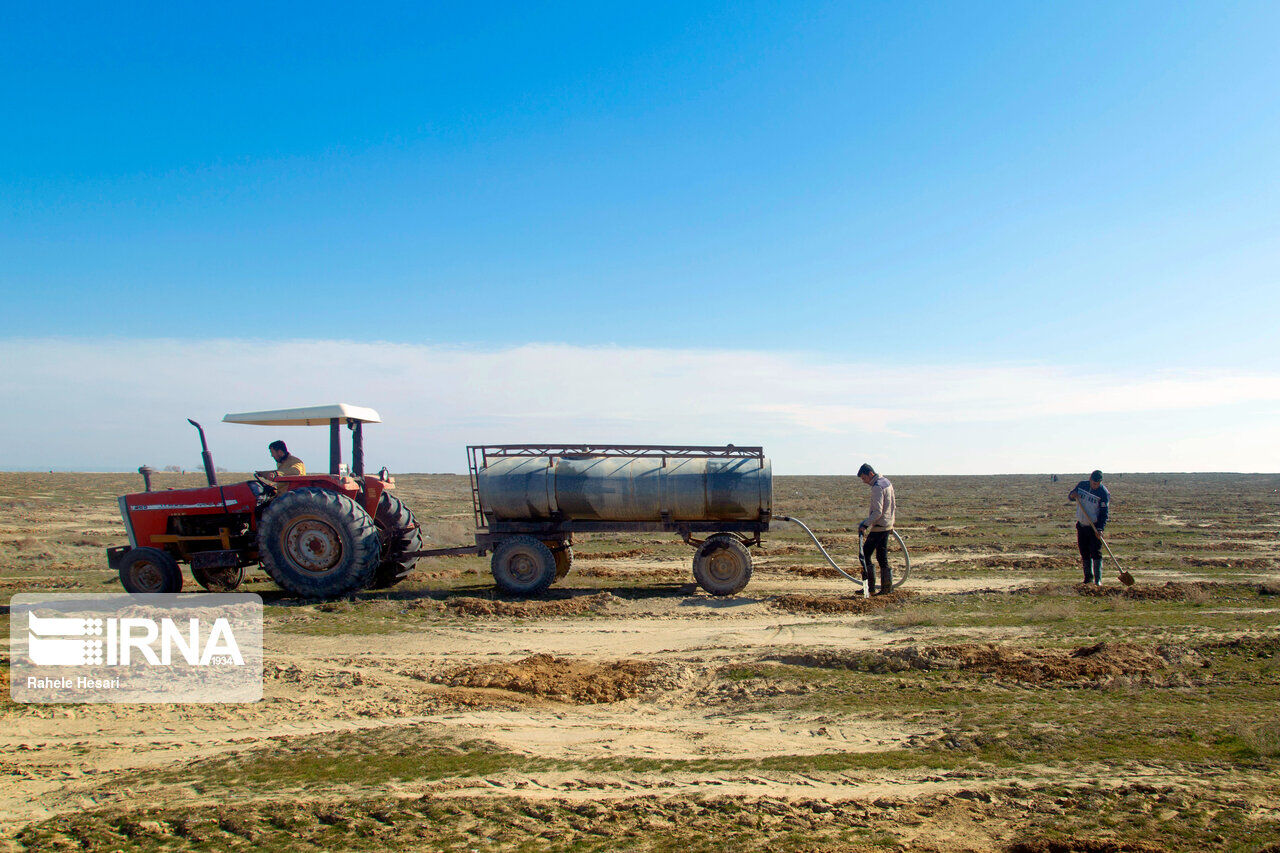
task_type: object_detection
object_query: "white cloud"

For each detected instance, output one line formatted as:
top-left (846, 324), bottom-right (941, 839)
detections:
top-left (2, 337), bottom-right (1278, 473)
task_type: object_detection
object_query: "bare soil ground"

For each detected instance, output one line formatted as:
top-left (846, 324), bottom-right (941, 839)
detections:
top-left (1, 471), bottom-right (1279, 851)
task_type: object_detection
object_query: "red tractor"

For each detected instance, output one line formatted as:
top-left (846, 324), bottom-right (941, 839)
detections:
top-left (107, 404), bottom-right (422, 598)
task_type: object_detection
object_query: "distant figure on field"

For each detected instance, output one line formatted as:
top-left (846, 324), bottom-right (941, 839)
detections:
top-left (256, 440), bottom-right (306, 480)
top-left (1068, 470), bottom-right (1110, 585)
top-left (856, 463), bottom-right (896, 595)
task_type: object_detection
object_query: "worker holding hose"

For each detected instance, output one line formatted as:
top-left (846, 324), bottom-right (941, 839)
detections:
top-left (856, 463), bottom-right (897, 595)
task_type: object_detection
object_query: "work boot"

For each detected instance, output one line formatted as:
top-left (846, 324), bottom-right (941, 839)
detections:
top-left (880, 570), bottom-right (894, 595)
top-left (1092, 557), bottom-right (1104, 585)
top-left (1082, 560), bottom-right (1092, 584)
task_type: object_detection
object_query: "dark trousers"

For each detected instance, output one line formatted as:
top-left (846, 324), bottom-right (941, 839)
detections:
top-left (1076, 523), bottom-right (1103, 583)
top-left (862, 530), bottom-right (893, 594)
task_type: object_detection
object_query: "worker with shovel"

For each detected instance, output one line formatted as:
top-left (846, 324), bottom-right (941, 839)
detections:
top-left (1068, 470), bottom-right (1110, 585)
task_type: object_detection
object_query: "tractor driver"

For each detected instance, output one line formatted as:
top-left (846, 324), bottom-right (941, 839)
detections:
top-left (256, 440), bottom-right (306, 480)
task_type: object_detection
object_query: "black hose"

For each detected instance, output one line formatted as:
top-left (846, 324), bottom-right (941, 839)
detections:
top-left (775, 516), bottom-right (911, 591)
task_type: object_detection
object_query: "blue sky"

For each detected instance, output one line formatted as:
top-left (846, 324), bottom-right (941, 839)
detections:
top-left (2, 2), bottom-right (1279, 472)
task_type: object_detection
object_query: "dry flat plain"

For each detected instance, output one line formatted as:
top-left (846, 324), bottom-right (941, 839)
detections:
top-left (2, 471), bottom-right (1279, 852)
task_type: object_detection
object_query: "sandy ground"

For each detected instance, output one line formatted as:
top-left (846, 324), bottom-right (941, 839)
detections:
top-left (2, 572), bottom-right (943, 831)
top-left (2, 471), bottom-right (1279, 851)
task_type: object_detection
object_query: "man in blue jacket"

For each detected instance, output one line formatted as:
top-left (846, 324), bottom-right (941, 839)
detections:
top-left (1068, 470), bottom-right (1110, 585)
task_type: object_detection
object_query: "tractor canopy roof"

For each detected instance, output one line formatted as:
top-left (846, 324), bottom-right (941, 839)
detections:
top-left (222, 404), bottom-right (382, 426)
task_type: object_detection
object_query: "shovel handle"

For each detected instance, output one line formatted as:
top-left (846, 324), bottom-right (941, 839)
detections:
top-left (1083, 517), bottom-right (1126, 578)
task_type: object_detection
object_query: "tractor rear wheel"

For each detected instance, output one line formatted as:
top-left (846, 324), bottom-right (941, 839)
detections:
top-left (118, 547), bottom-right (183, 594)
top-left (692, 534), bottom-right (753, 596)
top-left (369, 492), bottom-right (422, 590)
top-left (258, 487), bottom-right (380, 598)
top-left (491, 535), bottom-right (556, 596)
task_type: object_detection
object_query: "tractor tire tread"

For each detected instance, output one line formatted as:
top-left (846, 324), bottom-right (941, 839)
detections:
top-left (369, 492), bottom-right (423, 590)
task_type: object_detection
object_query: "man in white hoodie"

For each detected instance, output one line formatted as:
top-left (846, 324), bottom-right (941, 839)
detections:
top-left (857, 462), bottom-right (897, 595)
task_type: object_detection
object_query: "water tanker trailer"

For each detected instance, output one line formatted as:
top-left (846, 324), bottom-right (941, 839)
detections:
top-left (431, 445), bottom-right (773, 596)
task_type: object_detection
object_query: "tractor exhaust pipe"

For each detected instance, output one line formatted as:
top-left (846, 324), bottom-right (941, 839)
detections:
top-left (188, 419), bottom-right (218, 486)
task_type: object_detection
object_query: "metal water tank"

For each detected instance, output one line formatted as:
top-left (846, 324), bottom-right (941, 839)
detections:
top-left (476, 454), bottom-right (772, 522)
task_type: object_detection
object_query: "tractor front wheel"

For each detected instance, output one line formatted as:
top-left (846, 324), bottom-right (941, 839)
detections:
top-left (118, 547), bottom-right (183, 594)
top-left (258, 487), bottom-right (381, 598)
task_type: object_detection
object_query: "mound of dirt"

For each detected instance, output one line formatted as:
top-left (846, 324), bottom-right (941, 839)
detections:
top-left (757, 544), bottom-right (808, 555)
top-left (432, 654), bottom-right (666, 703)
top-left (963, 555), bottom-right (1064, 570)
top-left (1075, 581), bottom-right (1211, 601)
top-left (770, 590), bottom-right (913, 614)
top-left (1196, 634), bottom-right (1280, 655)
top-left (1181, 556), bottom-right (1274, 569)
top-left (773, 641), bottom-right (1198, 684)
top-left (574, 566), bottom-right (688, 580)
top-left (769, 563), bottom-right (844, 578)
top-left (1170, 540), bottom-right (1263, 552)
top-left (1012, 581), bottom-right (1250, 602)
top-left (0, 577), bottom-right (86, 591)
top-left (574, 547), bottom-right (652, 559)
top-left (440, 592), bottom-right (618, 618)
top-left (1009, 839), bottom-right (1170, 853)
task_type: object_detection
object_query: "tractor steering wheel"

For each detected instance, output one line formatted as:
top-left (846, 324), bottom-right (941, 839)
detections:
top-left (253, 471), bottom-right (278, 489)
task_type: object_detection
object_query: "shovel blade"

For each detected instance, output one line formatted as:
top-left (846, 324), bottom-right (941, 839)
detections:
top-left (1119, 571), bottom-right (1135, 587)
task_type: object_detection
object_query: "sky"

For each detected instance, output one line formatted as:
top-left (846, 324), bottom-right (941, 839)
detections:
top-left (2, 2), bottom-right (1278, 473)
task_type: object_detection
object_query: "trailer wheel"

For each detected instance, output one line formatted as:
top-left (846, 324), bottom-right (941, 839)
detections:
top-left (545, 542), bottom-right (573, 581)
top-left (118, 547), bottom-right (184, 594)
top-left (693, 534), bottom-right (752, 596)
top-left (491, 535), bottom-right (557, 596)
top-left (369, 492), bottom-right (422, 590)
top-left (258, 487), bottom-right (380, 598)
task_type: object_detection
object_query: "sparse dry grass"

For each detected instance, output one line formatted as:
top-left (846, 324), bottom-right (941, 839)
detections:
top-left (2, 471), bottom-right (1278, 852)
